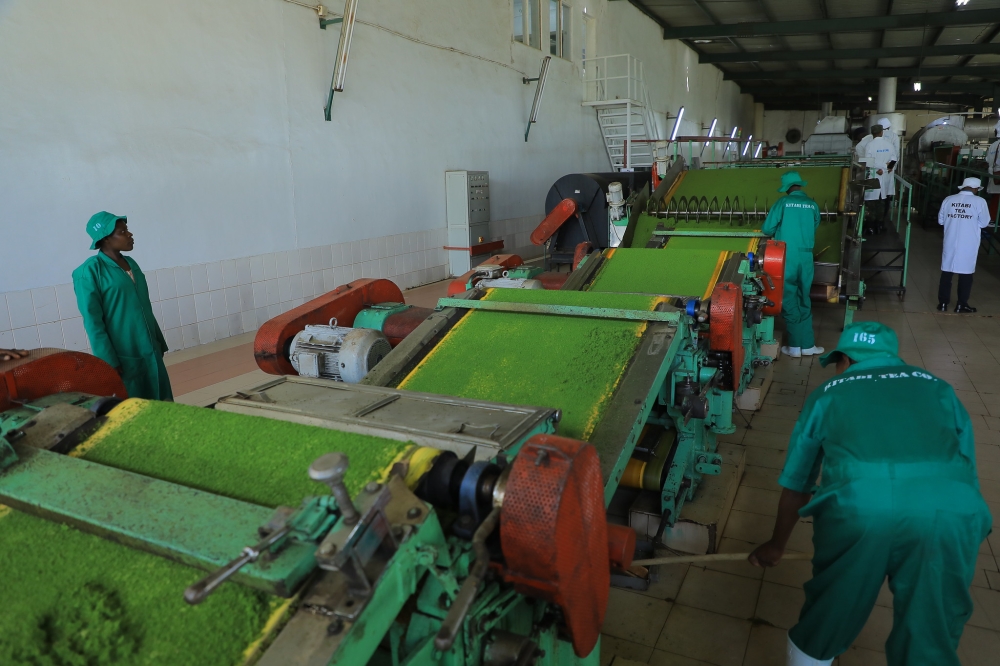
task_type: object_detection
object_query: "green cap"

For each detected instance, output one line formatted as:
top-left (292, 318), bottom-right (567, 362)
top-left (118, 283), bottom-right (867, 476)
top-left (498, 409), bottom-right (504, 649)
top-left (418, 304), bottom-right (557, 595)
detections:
top-left (778, 171), bottom-right (808, 193)
top-left (86, 211), bottom-right (125, 250)
top-left (818, 321), bottom-right (899, 368)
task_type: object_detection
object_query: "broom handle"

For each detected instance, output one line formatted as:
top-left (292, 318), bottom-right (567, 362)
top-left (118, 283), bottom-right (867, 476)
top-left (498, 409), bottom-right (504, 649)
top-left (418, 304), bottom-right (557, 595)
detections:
top-left (632, 551), bottom-right (812, 567)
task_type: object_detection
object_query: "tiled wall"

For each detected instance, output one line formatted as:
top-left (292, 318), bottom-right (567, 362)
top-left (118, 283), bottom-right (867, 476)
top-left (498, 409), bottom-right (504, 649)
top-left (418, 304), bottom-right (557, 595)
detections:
top-left (0, 228), bottom-right (449, 354)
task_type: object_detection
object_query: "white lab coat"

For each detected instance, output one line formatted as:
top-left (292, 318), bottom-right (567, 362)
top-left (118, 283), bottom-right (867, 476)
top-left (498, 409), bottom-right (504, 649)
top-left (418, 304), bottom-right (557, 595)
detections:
top-left (884, 129), bottom-right (901, 157)
top-left (986, 140), bottom-right (1000, 195)
top-left (940, 191), bottom-right (991, 274)
top-left (855, 135), bottom-right (873, 160)
top-left (863, 137), bottom-right (897, 200)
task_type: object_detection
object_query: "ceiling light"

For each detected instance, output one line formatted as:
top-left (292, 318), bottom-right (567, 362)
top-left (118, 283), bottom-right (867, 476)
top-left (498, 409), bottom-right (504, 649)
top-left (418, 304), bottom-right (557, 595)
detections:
top-left (754, 142), bottom-right (763, 158)
top-left (693, 39), bottom-right (713, 44)
top-left (670, 106), bottom-right (685, 141)
top-left (705, 118), bottom-right (718, 147)
top-left (742, 135), bottom-right (753, 156)
top-left (956, 0), bottom-right (970, 6)
top-left (914, 81), bottom-right (922, 91)
top-left (868, 96), bottom-right (873, 101)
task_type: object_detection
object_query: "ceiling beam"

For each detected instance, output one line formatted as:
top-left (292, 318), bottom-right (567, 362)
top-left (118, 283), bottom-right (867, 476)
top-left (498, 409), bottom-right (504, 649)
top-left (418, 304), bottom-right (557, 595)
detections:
top-left (699, 42), bottom-right (1000, 63)
top-left (661, 8), bottom-right (1000, 40)
top-left (740, 83), bottom-right (995, 95)
top-left (724, 65), bottom-right (1000, 81)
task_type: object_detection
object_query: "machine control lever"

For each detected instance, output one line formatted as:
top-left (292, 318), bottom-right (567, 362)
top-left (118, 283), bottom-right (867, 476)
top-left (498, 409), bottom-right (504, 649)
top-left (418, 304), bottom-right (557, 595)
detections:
top-left (310, 452), bottom-right (360, 525)
top-left (184, 526), bottom-right (290, 605)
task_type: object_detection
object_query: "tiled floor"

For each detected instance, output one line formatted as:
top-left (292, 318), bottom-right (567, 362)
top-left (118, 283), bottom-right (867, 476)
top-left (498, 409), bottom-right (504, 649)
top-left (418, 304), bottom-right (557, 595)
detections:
top-left (601, 223), bottom-right (1000, 666)
top-left (161, 230), bottom-right (1000, 665)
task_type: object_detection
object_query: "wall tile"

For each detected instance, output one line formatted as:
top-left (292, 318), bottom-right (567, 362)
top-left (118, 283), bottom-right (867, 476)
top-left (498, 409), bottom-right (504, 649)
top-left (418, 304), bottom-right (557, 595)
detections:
top-left (207, 262), bottom-right (225, 291)
top-left (6, 290), bottom-right (35, 329)
top-left (250, 255), bottom-right (265, 282)
top-left (164, 327), bottom-right (183, 352)
top-left (0, 330), bottom-right (13, 347)
top-left (157, 269), bottom-right (177, 299)
top-left (210, 290), bottom-right (227, 318)
top-left (265, 280), bottom-right (279, 306)
top-left (278, 276), bottom-right (292, 302)
top-left (13, 326), bottom-right (39, 349)
top-left (59, 317), bottom-right (87, 351)
top-left (225, 287), bottom-right (241, 315)
top-left (359, 240), bottom-right (370, 262)
top-left (178, 295), bottom-right (197, 326)
top-left (160, 298), bottom-right (181, 330)
top-left (329, 244), bottom-right (342, 267)
top-left (194, 292), bottom-right (213, 322)
top-left (312, 272), bottom-right (324, 296)
top-left (190, 264), bottom-right (210, 294)
top-left (239, 285), bottom-right (254, 313)
top-left (197, 320), bottom-right (216, 344)
top-left (267, 303), bottom-right (281, 320)
top-left (255, 308), bottom-right (269, 328)
top-left (289, 274), bottom-right (303, 300)
top-left (149, 300), bottom-right (163, 328)
top-left (181, 323), bottom-right (200, 349)
top-left (275, 251), bottom-right (289, 278)
top-left (298, 248), bottom-right (312, 273)
top-left (227, 313), bottom-right (243, 337)
top-left (144, 270), bottom-right (160, 302)
top-left (37, 321), bottom-right (64, 348)
top-left (237, 258), bottom-right (252, 285)
top-left (0, 296), bottom-right (11, 332)
top-left (213, 316), bottom-right (230, 340)
top-left (287, 250), bottom-right (301, 276)
top-left (174, 266), bottom-right (193, 297)
top-left (241, 311), bottom-right (257, 333)
top-left (253, 282), bottom-right (267, 308)
top-left (317, 246), bottom-right (332, 270)
top-left (263, 253), bottom-right (278, 280)
top-left (323, 269), bottom-right (336, 291)
top-left (222, 259), bottom-right (239, 288)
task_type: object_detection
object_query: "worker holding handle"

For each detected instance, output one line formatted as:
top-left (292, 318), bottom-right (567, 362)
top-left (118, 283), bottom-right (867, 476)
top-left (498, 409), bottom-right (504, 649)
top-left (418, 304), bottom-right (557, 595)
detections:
top-left (748, 321), bottom-right (991, 666)
top-left (73, 212), bottom-right (174, 400)
top-left (762, 171), bottom-right (824, 359)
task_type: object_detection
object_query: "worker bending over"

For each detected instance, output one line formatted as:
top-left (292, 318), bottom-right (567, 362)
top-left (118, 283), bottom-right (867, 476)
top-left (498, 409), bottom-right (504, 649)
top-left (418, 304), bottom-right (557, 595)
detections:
top-left (749, 321), bottom-right (991, 666)
top-left (938, 177), bottom-right (992, 313)
top-left (762, 172), bottom-right (824, 358)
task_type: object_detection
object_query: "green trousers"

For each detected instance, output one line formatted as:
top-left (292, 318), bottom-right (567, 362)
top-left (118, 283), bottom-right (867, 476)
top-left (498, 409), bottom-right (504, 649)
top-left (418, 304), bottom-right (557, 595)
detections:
top-left (782, 249), bottom-right (815, 349)
top-left (790, 462), bottom-right (992, 664)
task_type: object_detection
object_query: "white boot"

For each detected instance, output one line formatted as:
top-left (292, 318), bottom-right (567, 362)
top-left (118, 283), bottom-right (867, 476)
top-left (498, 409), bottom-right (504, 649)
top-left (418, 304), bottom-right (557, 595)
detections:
top-left (801, 346), bottom-right (825, 356)
top-left (787, 636), bottom-right (833, 666)
top-left (781, 346), bottom-right (802, 358)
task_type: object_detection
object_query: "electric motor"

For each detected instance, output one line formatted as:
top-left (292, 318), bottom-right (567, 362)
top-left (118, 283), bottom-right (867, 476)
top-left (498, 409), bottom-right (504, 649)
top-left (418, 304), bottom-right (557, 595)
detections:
top-left (288, 320), bottom-right (391, 383)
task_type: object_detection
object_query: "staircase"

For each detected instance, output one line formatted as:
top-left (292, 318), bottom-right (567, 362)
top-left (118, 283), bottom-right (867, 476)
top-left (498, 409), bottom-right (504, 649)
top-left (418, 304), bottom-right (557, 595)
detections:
top-left (582, 54), bottom-right (659, 171)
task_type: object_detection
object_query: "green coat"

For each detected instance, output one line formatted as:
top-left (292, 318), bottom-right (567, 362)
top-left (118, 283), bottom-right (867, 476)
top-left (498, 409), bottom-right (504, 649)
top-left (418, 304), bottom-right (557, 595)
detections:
top-left (762, 190), bottom-right (821, 348)
top-left (780, 356), bottom-right (991, 663)
top-left (72, 253), bottom-right (173, 401)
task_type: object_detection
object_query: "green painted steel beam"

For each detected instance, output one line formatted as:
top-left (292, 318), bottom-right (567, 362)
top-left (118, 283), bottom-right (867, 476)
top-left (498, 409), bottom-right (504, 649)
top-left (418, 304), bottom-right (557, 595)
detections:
top-left (726, 65), bottom-right (1000, 81)
top-left (662, 8), bottom-right (1000, 40)
top-left (653, 230), bottom-right (768, 238)
top-left (435, 298), bottom-right (683, 323)
top-left (702, 42), bottom-right (1000, 64)
top-left (0, 444), bottom-right (317, 597)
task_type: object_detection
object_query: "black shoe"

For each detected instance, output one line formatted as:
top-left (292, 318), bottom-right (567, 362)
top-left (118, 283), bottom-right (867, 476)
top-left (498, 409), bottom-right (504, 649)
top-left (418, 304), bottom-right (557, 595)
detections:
top-left (955, 304), bottom-right (977, 313)
top-left (937, 302), bottom-right (949, 312)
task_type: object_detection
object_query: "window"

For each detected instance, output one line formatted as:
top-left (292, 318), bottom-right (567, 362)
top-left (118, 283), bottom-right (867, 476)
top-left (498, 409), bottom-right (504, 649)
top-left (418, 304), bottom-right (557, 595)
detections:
top-left (549, 1), bottom-right (570, 58)
top-left (582, 10), bottom-right (594, 64)
top-left (514, 0), bottom-right (542, 49)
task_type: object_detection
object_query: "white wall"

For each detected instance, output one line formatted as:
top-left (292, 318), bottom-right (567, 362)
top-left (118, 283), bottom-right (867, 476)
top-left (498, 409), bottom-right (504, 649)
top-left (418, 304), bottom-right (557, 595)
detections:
top-left (0, 0), bottom-right (752, 352)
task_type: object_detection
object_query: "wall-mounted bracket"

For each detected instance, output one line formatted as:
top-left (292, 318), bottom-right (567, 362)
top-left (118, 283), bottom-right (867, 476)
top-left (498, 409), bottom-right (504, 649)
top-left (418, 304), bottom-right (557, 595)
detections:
top-left (320, 17), bottom-right (343, 29)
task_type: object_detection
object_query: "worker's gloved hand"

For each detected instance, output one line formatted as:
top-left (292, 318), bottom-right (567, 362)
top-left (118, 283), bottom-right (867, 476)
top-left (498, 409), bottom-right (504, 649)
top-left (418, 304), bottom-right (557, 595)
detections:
top-left (748, 540), bottom-right (785, 568)
top-left (0, 348), bottom-right (28, 361)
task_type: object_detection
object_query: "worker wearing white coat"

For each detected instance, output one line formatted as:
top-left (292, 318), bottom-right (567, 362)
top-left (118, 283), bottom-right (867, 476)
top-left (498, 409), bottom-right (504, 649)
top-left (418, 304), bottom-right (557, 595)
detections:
top-left (854, 127), bottom-right (875, 161)
top-left (862, 126), bottom-right (897, 235)
top-left (937, 178), bottom-right (992, 313)
top-left (877, 117), bottom-right (901, 156)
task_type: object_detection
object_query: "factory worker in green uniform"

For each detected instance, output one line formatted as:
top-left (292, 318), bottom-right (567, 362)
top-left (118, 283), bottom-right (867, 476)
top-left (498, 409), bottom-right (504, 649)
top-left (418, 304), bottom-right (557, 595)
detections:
top-left (762, 171), bottom-right (823, 359)
top-left (748, 321), bottom-right (991, 666)
top-left (72, 212), bottom-right (173, 401)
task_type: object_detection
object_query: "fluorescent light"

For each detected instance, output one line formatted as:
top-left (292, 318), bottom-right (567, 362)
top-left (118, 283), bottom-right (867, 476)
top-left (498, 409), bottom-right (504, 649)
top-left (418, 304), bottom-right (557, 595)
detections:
top-left (956, 0), bottom-right (970, 5)
top-left (705, 118), bottom-right (717, 147)
top-left (670, 106), bottom-right (685, 141)
top-left (331, 0), bottom-right (360, 92)
top-left (742, 135), bottom-right (753, 156)
top-left (693, 39), bottom-right (712, 44)
top-left (754, 142), bottom-right (762, 158)
top-left (913, 81), bottom-right (922, 91)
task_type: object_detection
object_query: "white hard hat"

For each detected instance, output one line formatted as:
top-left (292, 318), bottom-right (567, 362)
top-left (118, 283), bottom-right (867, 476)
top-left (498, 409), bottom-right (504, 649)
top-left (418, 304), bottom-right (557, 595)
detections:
top-left (878, 117), bottom-right (891, 129)
top-left (960, 177), bottom-right (983, 190)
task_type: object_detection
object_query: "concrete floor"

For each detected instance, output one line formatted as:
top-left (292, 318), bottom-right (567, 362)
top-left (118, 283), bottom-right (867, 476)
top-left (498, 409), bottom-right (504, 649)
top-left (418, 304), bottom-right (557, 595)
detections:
top-left (166, 225), bottom-right (1000, 665)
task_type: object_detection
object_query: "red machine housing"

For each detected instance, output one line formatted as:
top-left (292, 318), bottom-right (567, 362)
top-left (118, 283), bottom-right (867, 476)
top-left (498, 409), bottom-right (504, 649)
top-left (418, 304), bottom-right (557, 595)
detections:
top-left (709, 282), bottom-right (745, 392)
top-left (530, 197), bottom-right (578, 246)
top-left (254, 278), bottom-right (432, 375)
top-left (0, 349), bottom-right (127, 412)
top-left (500, 434), bottom-right (609, 657)
top-left (760, 240), bottom-right (786, 316)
